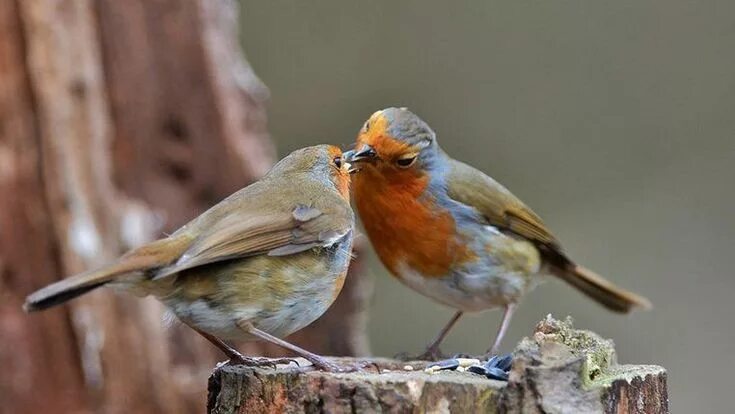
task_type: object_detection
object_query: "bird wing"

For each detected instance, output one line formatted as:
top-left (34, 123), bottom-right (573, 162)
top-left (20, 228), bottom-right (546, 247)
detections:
top-left (445, 159), bottom-right (562, 249)
top-left (154, 203), bottom-right (353, 279)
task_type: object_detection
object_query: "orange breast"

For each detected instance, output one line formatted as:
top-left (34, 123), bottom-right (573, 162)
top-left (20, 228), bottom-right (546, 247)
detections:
top-left (354, 167), bottom-right (471, 278)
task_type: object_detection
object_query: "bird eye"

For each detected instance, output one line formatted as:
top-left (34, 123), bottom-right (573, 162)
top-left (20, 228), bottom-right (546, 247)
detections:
top-left (363, 121), bottom-right (370, 132)
top-left (333, 156), bottom-right (342, 168)
top-left (396, 155), bottom-right (417, 168)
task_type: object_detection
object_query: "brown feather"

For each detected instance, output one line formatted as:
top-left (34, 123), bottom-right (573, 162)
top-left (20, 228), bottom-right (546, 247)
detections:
top-left (25, 145), bottom-right (355, 311)
top-left (446, 158), bottom-right (651, 313)
top-left (24, 236), bottom-right (190, 312)
top-left (553, 265), bottom-right (652, 313)
top-left (156, 192), bottom-right (352, 278)
top-left (446, 158), bottom-right (560, 248)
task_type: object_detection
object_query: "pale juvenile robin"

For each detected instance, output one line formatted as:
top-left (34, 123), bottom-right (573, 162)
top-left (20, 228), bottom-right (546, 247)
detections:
top-left (25, 145), bottom-right (358, 371)
top-left (345, 108), bottom-right (651, 360)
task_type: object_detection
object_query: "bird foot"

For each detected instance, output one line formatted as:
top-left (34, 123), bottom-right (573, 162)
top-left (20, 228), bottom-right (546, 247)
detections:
top-left (226, 355), bottom-right (299, 368)
top-left (306, 356), bottom-right (380, 373)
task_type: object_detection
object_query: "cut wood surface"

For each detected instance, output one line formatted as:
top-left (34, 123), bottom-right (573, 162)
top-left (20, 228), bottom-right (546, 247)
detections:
top-left (207, 316), bottom-right (668, 414)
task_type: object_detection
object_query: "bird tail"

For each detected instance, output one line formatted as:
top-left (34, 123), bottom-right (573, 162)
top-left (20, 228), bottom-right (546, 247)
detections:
top-left (553, 264), bottom-right (652, 313)
top-left (24, 237), bottom-right (187, 312)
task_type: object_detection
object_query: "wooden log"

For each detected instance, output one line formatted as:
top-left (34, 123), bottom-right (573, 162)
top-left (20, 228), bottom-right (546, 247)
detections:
top-left (207, 316), bottom-right (668, 414)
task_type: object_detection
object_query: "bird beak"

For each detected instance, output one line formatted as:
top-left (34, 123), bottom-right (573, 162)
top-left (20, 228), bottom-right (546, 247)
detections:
top-left (344, 161), bottom-right (359, 174)
top-left (343, 144), bottom-right (377, 163)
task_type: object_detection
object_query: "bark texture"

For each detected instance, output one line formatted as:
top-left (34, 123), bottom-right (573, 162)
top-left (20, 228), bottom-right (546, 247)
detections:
top-left (207, 317), bottom-right (668, 414)
top-left (0, 1), bottom-right (370, 413)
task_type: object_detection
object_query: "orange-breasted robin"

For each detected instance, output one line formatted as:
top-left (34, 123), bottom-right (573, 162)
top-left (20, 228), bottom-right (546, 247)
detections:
top-left (25, 145), bottom-right (359, 371)
top-left (345, 108), bottom-right (651, 359)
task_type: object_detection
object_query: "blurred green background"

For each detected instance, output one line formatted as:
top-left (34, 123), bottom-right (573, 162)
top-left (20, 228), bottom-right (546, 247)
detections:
top-left (240, 1), bottom-right (735, 412)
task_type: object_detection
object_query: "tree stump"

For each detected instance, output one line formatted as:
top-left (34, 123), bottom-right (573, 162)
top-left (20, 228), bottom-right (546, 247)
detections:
top-left (207, 316), bottom-right (668, 414)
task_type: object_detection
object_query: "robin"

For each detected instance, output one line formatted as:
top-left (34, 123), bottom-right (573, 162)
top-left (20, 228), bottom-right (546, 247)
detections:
top-left (345, 108), bottom-right (651, 360)
top-left (25, 145), bottom-right (358, 372)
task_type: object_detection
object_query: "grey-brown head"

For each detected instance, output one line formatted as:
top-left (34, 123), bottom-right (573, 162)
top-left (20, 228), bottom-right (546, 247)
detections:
top-left (345, 107), bottom-right (441, 171)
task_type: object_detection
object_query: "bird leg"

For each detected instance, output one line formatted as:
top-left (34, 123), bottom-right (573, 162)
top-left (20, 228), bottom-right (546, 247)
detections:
top-left (236, 320), bottom-right (372, 373)
top-left (484, 303), bottom-right (517, 359)
top-left (400, 310), bottom-right (463, 361)
top-left (187, 324), bottom-right (296, 368)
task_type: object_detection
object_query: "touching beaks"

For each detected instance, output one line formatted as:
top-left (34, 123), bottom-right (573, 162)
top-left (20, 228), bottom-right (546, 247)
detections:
top-left (344, 161), bottom-right (360, 174)
top-left (343, 144), bottom-right (377, 163)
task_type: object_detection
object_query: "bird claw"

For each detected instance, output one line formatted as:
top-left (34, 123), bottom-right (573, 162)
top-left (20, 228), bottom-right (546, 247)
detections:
top-left (227, 356), bottom-right (299, 368)
top-left (354, 360), bottom-right (381, 373)
top-left (262, 357), bottom-right (301, 368)
top-left (308, 357), bottom-right (380, 373)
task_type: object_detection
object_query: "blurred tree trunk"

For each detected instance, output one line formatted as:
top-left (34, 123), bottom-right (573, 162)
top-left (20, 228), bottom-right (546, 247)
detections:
top-left (0, 1), bottom-right (370, 413)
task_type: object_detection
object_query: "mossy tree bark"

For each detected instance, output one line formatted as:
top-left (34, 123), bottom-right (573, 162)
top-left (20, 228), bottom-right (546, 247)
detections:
top-left (0, 1), bottom-right (370, 412)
